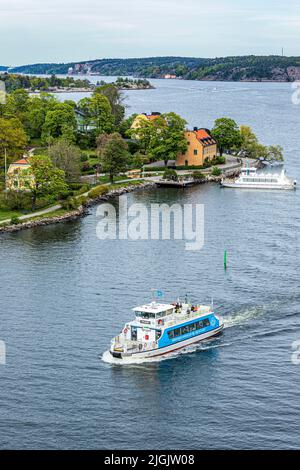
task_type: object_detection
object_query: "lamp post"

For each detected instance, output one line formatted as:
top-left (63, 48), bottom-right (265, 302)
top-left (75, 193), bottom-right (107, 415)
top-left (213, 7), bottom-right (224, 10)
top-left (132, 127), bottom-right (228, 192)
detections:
top-left (4, 147), bottom-right (7, 188)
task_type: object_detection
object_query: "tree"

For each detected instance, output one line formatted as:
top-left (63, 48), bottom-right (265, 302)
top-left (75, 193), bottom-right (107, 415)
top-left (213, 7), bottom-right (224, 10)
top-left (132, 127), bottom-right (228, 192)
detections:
top-left (133, 112), bottom-right (187, 166)
top-left (42, 102), bottom-right (77, 144)
top-left (97, 133), bottom-right (130, 183)
top-left (2, 89), bottom-right (31, 135)
top-left (119, 114), bottom-right (138, 138)
top-left (265, 145), bottom-right (284, 162)
top-left (0, 117), bottom-right (28, 169)
top-left (77, 92), bottom-right (115, 137)
top-left (211, 117), bottom-right (242, 156)
top-left (239, 125), bottom-right (259, 158)
top-left (48, 139), bottom-right (82, 182)
top-left (150, 113), bottom-right (188, 166)
top-left (94, 84), bottom-right (125, 126)
top-left (29, 155), bottom-right (68, 210)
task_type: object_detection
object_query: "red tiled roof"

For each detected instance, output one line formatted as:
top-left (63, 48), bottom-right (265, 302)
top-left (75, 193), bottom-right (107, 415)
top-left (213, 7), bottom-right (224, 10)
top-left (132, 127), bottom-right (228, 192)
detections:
top-left (195, 129), bottom-right (216, 146)
top-left (143, 112), bottom-right (161, 121)
top-left (12, 158), bottom-right (30, 165)
top-left (196, 129), bottom-right (210, 140)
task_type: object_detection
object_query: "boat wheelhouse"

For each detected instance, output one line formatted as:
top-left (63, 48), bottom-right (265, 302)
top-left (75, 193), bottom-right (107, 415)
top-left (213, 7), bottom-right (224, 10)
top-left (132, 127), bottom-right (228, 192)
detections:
top-left (110, 300), bottom-right (224, 360)
top-left (221, 165), bottom-right (296, 190)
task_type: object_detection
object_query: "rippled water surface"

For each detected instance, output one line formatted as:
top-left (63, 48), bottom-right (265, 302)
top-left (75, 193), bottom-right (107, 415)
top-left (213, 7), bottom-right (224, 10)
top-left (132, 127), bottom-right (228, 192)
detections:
top-left (0, 79), bottom-right (300, 449)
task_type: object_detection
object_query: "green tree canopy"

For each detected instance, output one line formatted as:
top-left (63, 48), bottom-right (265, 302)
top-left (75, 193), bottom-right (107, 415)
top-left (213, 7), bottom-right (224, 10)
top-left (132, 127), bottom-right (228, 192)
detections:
top-left (78, 92), bottom-right (115, 137)
top-left (211, 117), bottom-right (242, 156)
top-left (42, 102), bottom-right (77, 144)
top-left (132, 112), bottom-right (187, 166)
top-left (0, 117), bottom-right (28, 168)
top-left (29, 155), bottom-right (68, 209)
top-left (239, 125), bottom-right (259, 158)
top-left (97, 133), bottom-right (130, 182)
top-left (48, 139), bottom-right (82, 183)
top-left (94, 84), bottom-right (125, 126)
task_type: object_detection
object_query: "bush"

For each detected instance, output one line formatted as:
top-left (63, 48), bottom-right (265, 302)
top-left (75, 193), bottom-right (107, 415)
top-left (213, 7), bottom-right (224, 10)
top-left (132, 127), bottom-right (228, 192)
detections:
top-left (81, 161), bottom-right (91, 172)
top-left (10, 216), bottom-right (21, 225)
top-left (68, 183), bottom-right (84, 191)
top-left (175, 165), bottom-right (204, 170)
top-left (61, 197), bottom-right (80, 210)
top-left (88, 185), bottom-right (109, 199)
top-left (76, 185), bottom-right (91, 195)
top-left (192, 171), bottom-right (206, 182)
top-left (211, 167), bottom-right (222, 176)
top-left (163, 169), bottom-right (178, 181)
top-left (77, 195), bottom-right (88, 207)
top-left (80, 154), bottom-right (89, 163)
top-left (213, 155), bottom-right (226, 164)
top-left (0, 191), bottom-right (32, 211)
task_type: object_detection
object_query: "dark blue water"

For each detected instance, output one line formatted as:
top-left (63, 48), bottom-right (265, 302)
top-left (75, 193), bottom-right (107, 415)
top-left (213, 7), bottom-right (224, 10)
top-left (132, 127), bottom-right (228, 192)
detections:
top-left (0, 79), bottom-right (300, 449)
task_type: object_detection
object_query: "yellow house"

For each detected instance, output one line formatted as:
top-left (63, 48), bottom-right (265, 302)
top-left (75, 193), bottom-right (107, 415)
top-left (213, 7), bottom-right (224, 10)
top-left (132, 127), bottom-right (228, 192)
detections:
top-left (6, 157), bottom-right (34, 191)
top-left (176, 128), bottom-right (217, 167)
top-left (131, 112), bottom-right (161, 134)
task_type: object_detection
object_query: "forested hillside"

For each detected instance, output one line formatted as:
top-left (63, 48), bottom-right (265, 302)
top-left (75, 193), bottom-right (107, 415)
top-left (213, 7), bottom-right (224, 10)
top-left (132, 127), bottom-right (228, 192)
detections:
top-left (10, 55), bottom-right (300, 81)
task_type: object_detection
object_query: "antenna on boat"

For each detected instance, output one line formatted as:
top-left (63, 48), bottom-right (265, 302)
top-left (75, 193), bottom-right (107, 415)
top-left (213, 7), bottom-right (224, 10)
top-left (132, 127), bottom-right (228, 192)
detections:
top-left (211, 297), bottom-right (214, 311)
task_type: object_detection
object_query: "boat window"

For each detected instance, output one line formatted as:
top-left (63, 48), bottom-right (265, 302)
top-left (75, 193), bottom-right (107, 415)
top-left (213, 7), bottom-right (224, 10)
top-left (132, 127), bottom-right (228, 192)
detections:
top-left (182, 325), bottom-right (190, 335)
top-left (131, 327), bottom-right (137, 341)
top-left (156, 330), bottom-right (162, 341)
top-left (167, 317), bottom-right (212, 339)
top-left (137, 311), bottom-right (155, 319)
top-left (168, 330), bottom-right (175, 339)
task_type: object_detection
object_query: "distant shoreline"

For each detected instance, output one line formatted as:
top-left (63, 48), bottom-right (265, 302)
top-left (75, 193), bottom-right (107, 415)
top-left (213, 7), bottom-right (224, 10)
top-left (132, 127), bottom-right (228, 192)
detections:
top-left (8, 55), bottom-right (300, 83)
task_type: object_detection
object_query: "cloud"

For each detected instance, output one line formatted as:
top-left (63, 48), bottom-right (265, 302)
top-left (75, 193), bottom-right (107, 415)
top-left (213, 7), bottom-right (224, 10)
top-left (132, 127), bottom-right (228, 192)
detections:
top-left (0, 0), bottom-right (300, 64)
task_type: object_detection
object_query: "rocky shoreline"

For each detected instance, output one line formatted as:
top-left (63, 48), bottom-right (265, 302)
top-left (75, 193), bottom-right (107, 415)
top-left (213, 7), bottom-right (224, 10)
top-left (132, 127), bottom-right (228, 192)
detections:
top-left (0, 182), bottom-right (155, 234)
top-left (0, 177), bottom-right (233, 234)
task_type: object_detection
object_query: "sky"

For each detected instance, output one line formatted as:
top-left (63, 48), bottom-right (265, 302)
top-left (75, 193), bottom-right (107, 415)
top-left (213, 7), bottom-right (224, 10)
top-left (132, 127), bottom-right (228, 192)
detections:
top-left (1, 0), bottom-right (300, 65)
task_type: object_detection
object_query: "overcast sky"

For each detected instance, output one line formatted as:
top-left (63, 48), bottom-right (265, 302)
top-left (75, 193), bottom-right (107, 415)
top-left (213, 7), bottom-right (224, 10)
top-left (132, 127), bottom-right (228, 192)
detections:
top-left (1, 0), bottom-right (300, 65)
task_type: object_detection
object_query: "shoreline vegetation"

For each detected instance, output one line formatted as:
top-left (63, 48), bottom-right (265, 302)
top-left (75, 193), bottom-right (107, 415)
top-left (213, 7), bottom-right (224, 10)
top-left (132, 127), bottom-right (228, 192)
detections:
top-left (6, 55), bottom-right (300, 82)
top-left (0, 170), bottom-right (230, 233)
top-left (0, 74), bottom-right (154, 94)
top-left (0, 180), bottom-right (154, 233)
top-left (0, 71), bottom-right (283, 236)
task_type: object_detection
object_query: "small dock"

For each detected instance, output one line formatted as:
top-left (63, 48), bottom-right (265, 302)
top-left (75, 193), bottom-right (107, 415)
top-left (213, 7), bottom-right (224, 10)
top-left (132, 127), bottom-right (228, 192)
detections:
top-left (155, 179), bottom-right (195, 188)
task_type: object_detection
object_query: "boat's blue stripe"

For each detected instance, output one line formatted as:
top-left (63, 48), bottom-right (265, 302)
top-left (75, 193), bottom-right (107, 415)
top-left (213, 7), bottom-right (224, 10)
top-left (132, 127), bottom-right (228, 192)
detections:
top-left (158, 314), bottom-right (219, 348)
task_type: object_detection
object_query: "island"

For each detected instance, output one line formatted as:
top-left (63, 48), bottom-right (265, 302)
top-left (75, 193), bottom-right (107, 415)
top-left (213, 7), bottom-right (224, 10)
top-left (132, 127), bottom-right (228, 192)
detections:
top-left (8, 55), bottom-right (300, 82)
top-left (0, 73), bottom-right (154, 94)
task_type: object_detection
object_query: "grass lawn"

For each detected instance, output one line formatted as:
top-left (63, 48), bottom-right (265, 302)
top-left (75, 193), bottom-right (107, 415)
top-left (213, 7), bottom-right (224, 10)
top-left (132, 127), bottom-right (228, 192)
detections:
top-left (0, 210), bottom-right (23, 222)
top-left (98, 175), bottom-right (127, 184)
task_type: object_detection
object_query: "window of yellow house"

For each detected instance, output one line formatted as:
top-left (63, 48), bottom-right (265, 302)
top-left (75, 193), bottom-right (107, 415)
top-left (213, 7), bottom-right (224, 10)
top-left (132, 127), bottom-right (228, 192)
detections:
top-left (194, 150), bottom-right (198, 155)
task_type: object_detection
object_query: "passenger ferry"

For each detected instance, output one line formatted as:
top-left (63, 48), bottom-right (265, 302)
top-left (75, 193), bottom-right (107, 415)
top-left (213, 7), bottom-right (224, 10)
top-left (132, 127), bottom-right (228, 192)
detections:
top-left (221, 164), bottom-right (296, 190)
top-left (110, 298), bottom-right (224, 360)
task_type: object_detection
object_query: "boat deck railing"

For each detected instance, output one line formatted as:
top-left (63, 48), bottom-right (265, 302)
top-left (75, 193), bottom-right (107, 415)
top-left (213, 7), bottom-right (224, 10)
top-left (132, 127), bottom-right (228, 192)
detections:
top-left (163, 306), bottom-right (211, 328)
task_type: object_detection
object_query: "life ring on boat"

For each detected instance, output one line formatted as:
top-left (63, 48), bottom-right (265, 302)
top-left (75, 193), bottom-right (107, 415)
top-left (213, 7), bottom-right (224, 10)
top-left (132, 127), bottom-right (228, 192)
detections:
top-left (158, 319), bottom-right (163, 325)
top-left (123, 327), bottom-right (128, 334)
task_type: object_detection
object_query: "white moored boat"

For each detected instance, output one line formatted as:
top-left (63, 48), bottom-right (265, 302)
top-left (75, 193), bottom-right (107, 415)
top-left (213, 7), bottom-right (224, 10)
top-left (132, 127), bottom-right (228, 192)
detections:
top-left (110, 296), bottom-right (224, 360)
top-left (221, 164), bottom-right (296, 190)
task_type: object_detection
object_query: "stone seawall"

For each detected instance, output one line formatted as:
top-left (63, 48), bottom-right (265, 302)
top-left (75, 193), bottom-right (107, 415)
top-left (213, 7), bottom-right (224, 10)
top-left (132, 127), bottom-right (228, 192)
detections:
top-left (0, 182), bottom-right (155, 234)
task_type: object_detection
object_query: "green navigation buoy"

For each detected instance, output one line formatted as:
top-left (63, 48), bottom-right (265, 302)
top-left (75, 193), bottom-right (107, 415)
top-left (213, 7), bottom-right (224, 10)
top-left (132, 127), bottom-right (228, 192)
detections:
top-left (224, 250), bottom-right (228, 269)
